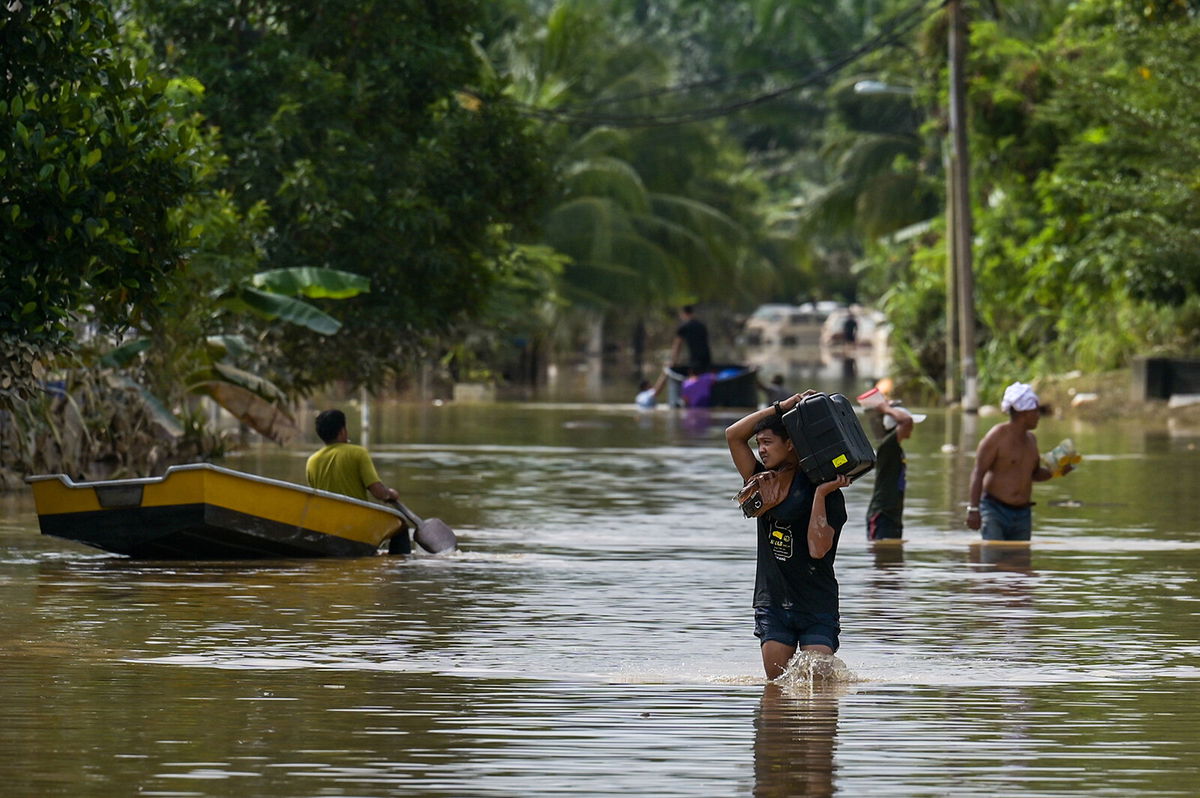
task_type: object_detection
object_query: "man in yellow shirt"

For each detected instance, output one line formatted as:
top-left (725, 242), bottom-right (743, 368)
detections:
top-left (306, 409), bottom-right (400, 504)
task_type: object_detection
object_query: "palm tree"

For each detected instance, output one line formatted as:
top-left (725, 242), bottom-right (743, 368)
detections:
top-left (494, 0), bottom-right (766, 356)
top-left (727, 0), bottom-right (941, 291)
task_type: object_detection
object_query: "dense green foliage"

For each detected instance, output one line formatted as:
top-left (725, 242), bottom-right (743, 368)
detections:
top-left (866, 0), bottom-right (1200, 396)
top-left (0, 2), bottom-right (247, 397)
top-left (608, 0), bottom-right (943, 302)
top-left (6, 0), bottom-right (1200, 483)
top-left (131, 0), bottom-right (552, 389)
top-left (495, 2), bottom-right (770, 314)
top-left (2, 0), bottom-right (550, 478)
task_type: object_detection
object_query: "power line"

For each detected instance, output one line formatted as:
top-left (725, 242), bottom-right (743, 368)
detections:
top-left (552, 0), bottom-right (942, 111)
top-left (512, 0), bottom-right (945, 129)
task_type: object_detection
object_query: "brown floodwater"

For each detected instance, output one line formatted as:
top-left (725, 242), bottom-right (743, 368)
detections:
top-left (2, 392), bottom-right (1199, 796)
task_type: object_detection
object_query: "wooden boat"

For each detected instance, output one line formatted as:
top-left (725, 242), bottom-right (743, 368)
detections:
top-left (664, 364), bottom-right (760, 408)
top-left (26, 463), bottom-right (411, 559)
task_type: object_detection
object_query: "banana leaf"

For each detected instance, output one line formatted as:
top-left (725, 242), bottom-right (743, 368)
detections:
top-left (205, 335), bottom-right (254, 359)
top-left (237, 287), bottom-right (342, 335)
top-left (98, 339), bottom-right (151, 368)
top-left (191, 381), bottom-right (298, 445)
top-left (105, 375), bottom-right (185, 439)
top-left (250, 267), bottom-right (370, 299)
top-left (186, 363), bottom-right (287, 403)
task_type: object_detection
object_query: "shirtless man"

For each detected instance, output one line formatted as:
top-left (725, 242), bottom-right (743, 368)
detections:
top-left (965, 382), bottom-right (1072, 540)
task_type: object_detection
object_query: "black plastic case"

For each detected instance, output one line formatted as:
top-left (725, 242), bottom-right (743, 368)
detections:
top-left (782, 392), bottom-right (877, 484)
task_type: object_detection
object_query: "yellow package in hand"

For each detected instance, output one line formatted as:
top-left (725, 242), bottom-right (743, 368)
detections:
top-left (1041, 438), bottom-right (1082, 478)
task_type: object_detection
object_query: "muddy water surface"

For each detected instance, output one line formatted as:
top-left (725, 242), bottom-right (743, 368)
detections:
top-left (2, 400), bottom-right (1198, 796)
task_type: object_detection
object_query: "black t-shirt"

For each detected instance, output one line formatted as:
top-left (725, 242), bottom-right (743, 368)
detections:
top-left (752, 465), bottom-right (847, 615)
top-left (842, 316), bottom-right (858, 342)
top-left (675, 318), bottom-right (711, 371)
top-left (867, 430), bottom-right (905, 525)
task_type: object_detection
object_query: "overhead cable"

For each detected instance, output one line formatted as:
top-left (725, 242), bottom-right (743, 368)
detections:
top-left (514, 0), bottom-right (945, 128)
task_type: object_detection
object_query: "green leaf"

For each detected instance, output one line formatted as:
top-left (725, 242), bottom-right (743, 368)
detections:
top-left (204, 335), bottom-right (253, 359)
top-left (185, 366), bottom-right (285, 403)
top-left (106, 375), bottom-right (185, 438)
top-left (98, 339), bottom-right (151, 367)
top-left (237, 287), bottom-right (343, 334)
top-left (188, 381), bottom-right (297, 444)
top-left (250, 267), bottom-right (370, 299)
top-left (211, 362), bottom-right (287, 402)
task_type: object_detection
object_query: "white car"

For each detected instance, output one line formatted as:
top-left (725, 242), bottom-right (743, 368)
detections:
top-left (738, 302), bottom-right (842, 348)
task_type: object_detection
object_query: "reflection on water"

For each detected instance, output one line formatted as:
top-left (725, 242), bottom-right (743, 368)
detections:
top-left (969, 541), bottom-right (1034, 574)
top-left (2, 402), bottom-right (1200, 796)
top-left (741, 342), bottom-right (889, 399)
top-left (754, 684), bottom-right (840, 798)
top-left (871, 540), bottom-right (906, 569)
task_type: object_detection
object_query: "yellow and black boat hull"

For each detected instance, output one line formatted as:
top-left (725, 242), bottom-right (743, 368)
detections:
top-left (27, 463), bottom-right (409, 559)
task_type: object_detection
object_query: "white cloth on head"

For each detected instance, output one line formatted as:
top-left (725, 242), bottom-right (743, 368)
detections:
top-left (1000, 381), bottom-right (1039, 413)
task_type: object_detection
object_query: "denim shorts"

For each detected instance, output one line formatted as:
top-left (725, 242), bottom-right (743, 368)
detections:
top-left (753, 606), bottom-right (840, 652)
top-left (980, 494), bottom-right (1033, 541)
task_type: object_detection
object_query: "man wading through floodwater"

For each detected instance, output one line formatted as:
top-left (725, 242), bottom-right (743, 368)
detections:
top-left (726, 392), bottom-right (852, 680)
top-left (966, 381), bottom-right (1074, 541)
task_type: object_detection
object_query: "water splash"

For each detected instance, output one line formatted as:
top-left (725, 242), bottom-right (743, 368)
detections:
top-left (774, 651), bottom-right (862, 691)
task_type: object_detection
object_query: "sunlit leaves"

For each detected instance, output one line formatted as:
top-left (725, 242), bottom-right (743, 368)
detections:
top-left (0, 1), bottom-right (257, 407)
top-left (235, 288), bottom-right (343, 335)
top-left (250, 268), bottom-right (370, 300)
top-left (887, 0), bottom-right (1200, 390)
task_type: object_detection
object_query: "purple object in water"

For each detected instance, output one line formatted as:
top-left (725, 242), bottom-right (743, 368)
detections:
top-left (681, 372), bottom-right (717, 407)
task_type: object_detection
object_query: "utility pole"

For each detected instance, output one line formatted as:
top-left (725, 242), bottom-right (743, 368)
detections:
top-left (947, 0), bottom-right (979, 412)
top-left (943, 144), bottom-right (959, 404)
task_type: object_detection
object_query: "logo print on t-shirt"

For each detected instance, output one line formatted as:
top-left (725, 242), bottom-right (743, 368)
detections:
top-left (769, 521), bottom-right (793, 561)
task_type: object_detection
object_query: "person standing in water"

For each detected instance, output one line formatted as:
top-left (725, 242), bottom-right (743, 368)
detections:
top-left (669, 305), bottom-right (712, 374)
top-left (866, 400), bottom-right (925, 541)
top-left (966, 381), bottom-right (1072, 540)
top-left (635, 372), bottom-right (668, 409)
top-left (726, 392), bottom-right (852, 680)
top-left (841, 311), bottom-right (858, 345)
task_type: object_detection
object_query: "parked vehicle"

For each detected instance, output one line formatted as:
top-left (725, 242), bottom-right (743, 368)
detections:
top-left (738, 302), bottom-right (841, 348)
top-left (820, 305), bottom-right (889, 350)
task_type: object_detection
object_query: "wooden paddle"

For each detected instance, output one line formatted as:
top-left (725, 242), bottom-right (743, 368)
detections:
top-left (387, 499), bottom-right (458, 554)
